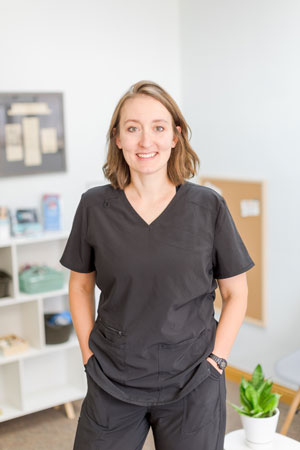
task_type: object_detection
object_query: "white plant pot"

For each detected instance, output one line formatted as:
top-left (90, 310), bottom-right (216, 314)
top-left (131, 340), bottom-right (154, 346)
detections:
top-left (240, 408), bottom-right (280, 449)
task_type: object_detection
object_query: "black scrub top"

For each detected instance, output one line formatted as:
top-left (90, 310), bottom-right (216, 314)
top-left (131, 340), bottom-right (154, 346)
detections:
top-left (60, 181), bottom-right (255, 406)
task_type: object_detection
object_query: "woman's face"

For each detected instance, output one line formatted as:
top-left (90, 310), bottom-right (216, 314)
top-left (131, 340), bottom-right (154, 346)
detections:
top-left (115, 94), bottom-right (180, 178)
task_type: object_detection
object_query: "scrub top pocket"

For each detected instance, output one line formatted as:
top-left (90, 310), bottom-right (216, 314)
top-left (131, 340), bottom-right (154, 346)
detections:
top-left (158, 329), bottom-right (209, 382)
top-left (91, 319), bottom-right (127, 382)
top-left (97, 317), bottom-right (127, 343)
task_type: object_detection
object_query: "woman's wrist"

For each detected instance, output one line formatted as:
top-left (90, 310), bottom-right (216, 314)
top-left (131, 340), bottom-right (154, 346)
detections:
top-left (206, 356), bottom-right (223, 374)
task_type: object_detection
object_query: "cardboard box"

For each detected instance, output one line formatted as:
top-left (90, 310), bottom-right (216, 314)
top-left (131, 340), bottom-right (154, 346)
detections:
top-left (0, 334), bottom-right (29, 356)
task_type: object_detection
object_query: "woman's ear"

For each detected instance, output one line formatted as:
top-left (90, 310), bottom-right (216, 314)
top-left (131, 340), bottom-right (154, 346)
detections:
top-left (113, 129), bottom-right (121, 149)
top-left (172, 126), bottom-right (181, 147)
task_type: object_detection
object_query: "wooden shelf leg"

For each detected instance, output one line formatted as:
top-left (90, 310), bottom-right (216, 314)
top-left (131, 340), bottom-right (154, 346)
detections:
top-left (64, 401), bottom-right (75, 419)
top-left (280, 387), bottom-right (300, 435)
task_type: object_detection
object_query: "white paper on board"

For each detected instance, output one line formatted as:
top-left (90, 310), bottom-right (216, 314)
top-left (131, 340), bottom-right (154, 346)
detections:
top-left (240, 199), bottom-right (260, 217)
top-left (41, 128), bottom-right (58, 153)
top-left (23, 117), bottom-right (42, 166)
top-left (8, 102), bottom-right (51, 115)
top-left (5, 123), bottom-right (23, 161)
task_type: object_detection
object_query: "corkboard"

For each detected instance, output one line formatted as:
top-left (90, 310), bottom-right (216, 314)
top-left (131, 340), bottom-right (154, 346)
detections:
top-left (199, 176), bottom-right (266, 326)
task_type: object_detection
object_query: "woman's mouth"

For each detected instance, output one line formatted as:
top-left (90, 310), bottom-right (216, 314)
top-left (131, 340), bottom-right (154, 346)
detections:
top-left (136, 152), bottom-right (158, 159)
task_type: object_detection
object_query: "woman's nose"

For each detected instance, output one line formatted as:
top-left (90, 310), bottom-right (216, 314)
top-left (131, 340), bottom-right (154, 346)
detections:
top-left (139, 130), bottom-right (152, 148)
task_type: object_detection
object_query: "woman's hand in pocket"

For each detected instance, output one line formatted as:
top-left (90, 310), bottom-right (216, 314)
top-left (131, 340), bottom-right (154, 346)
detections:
top-left (206, 356), bottom-right (223, 375)
top-left (83, 351), bottom-right (94, 366)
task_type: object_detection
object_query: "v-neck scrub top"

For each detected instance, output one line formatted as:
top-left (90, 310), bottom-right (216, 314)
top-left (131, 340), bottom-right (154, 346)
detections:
top-left (60, 181), bottom-right (255, 406)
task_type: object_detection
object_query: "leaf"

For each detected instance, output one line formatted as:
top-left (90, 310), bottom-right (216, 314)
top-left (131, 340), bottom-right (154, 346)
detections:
top-left (245, 383), bottom-right (259, 409)
top-left (238, 410), bottom-right (253, 417)
top-left (257, 379), bottom-right (269, 401)
top-left (241, 376), bottom-right (249, 391)
top-left (251, 364), bottom-right (264, 389)
top-left (260, 381), bottom-right (273, 404)
top-left (261, 393), bottom-right (281, 414)
top-left (240, 390), bottom-right (252, 411)
top-left (229, 402), bottom-right (245, 413)
top-left (250, 405), bottom-right (263, 415)
top-left (229, 402), bottom-right (252, 416)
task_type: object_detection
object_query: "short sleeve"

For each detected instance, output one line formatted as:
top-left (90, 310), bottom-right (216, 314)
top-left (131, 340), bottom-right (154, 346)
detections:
top-left (212, 197), bottom-right (255, 279)
top-left (60, 194), bottom-right (96, 273)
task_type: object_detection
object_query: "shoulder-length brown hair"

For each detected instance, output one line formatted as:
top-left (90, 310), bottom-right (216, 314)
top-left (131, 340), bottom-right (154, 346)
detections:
top-left (102, 80), bottom-right (200, 189)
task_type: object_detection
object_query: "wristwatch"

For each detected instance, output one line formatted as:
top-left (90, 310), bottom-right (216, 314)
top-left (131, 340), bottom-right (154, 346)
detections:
top-left (208, 353), bottom-right (227, 370)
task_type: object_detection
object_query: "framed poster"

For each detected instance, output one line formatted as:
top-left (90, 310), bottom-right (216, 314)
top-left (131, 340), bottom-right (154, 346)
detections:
top-left (0, 93), bottom-right (66, 177)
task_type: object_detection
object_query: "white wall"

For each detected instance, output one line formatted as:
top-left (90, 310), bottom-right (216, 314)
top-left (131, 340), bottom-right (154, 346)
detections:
top-left (181, 0), bottom-right (300, 388)
top-left (0, 0), bottom-right (181, 229)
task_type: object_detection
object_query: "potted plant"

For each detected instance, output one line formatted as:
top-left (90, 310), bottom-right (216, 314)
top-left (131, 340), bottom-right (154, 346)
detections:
top-left (229, 364), bottom-right (281, 449)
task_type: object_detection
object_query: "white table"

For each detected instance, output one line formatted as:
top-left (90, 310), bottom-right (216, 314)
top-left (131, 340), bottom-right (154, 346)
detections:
top-left (224, 429), bottom-right (300, 450)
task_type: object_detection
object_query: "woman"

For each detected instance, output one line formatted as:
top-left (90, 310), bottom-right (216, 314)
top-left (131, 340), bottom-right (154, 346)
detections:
top-left (60, 80), bottom-right (255, 450)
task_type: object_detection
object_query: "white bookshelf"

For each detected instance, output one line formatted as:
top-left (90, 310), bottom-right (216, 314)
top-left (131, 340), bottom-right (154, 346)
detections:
top-left (0, 231), bottom-right (87, 422)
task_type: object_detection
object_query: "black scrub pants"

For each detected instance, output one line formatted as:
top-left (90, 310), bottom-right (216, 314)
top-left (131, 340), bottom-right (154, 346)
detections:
top-left (73, 364), bottom-right (226, 450)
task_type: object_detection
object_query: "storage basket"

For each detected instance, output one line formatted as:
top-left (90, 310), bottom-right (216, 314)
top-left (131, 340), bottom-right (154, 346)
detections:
top-left (44, 313), bottom-right (73, 344)
top-left (19, 265), bottom-right (65, 294)
top-left (0, 270), bottom-right (12, 298)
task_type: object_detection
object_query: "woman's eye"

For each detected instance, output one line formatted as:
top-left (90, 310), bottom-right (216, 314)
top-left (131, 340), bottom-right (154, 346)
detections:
top-left (155, 126), bottom-right (164, 132)
top-left (128, 126), bottom-right (138, 132)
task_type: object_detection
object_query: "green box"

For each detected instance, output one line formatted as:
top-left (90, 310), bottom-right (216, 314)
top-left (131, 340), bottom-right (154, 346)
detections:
top-left (19, 266), bottom-right (65, 294)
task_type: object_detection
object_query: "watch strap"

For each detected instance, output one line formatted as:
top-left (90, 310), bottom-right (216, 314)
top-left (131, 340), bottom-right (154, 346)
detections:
top-left (208, 353), bottom-right (227, 370)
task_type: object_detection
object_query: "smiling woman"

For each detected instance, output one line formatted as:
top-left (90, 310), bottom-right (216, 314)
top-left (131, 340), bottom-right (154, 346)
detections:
top-left (115, 94), bottom-right (180, 179)
top-left (60, 80), bottom-right (255, 450)
top-left (103, 80), bottom-right (200, 190)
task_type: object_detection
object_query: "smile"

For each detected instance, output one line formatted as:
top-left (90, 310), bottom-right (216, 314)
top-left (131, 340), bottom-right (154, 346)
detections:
top-left (136, 152), bottom-right (158, 159)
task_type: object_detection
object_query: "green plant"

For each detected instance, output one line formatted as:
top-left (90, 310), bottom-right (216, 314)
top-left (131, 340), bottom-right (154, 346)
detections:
top-left (229, 364), bottom-right (281, 418)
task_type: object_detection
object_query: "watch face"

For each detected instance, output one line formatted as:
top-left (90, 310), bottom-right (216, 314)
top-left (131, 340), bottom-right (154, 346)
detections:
top-left (220, 360), bottom-right (227, 369)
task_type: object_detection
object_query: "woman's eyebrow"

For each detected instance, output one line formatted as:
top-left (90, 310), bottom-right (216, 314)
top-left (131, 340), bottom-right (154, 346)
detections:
top-left (124, 119), bottom-right (169, 124)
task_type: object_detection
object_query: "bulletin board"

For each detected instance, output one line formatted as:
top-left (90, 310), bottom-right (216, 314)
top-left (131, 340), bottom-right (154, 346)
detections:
top-left (0, 92), bottom-right (66, 177)
top-left (199, 176), bottom-right (266, 327)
